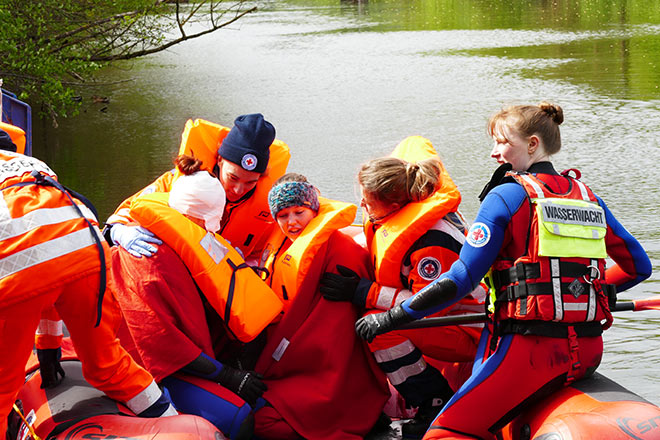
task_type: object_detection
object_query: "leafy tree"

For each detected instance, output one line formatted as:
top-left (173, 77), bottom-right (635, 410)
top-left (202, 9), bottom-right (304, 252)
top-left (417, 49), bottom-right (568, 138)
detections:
top-left (0, 0), bottom-right (255, 125)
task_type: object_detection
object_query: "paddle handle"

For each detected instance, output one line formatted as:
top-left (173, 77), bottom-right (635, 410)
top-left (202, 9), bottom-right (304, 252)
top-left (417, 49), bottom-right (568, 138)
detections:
top-left (397, 297), bottom-right (660, 330)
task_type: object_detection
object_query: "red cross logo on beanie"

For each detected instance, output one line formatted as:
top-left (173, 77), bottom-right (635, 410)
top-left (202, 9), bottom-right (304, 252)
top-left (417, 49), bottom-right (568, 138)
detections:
top-left (241, 153), bottom-right (258, 171)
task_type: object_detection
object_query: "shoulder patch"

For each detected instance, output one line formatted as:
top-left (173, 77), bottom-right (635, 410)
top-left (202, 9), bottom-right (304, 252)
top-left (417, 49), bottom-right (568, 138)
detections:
top-left (467, 222), bottom-right (490, 248)
top-left (417, 257), bottom-right (441, 281)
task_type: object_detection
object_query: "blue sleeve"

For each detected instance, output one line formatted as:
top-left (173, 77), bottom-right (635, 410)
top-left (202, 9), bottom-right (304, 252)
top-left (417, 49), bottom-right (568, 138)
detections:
top-left (401, 183), bottom-right (527, 319)
top-left (595, 195), bottom-right (652, 291)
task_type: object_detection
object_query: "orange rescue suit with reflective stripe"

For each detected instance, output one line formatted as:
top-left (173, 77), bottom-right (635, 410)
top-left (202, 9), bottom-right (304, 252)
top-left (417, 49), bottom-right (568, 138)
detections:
top-left (0, 151), bottom-right (104, 307)
top-left (364, 136), bottom-right (462, 288)
top-left (265, 198), bottom-right (357, 312)
top-left (129, 192), bottom-right (283, 342)
top-left (0, 121), bottom-right (26, 154)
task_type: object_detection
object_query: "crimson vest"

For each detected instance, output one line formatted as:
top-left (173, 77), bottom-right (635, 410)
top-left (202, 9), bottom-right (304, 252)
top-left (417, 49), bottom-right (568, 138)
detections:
top-left (489, 171), bottom-right (616, 335)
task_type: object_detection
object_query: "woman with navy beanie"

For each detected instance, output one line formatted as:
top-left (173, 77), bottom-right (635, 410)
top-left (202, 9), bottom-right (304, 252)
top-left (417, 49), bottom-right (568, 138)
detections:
top-left (105, 113), bottom-right (290, 265)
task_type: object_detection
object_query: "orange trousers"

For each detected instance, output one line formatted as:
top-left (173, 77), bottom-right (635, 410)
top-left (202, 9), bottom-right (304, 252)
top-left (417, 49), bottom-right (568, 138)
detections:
top-left (0, 270), bottom-right (156, 435)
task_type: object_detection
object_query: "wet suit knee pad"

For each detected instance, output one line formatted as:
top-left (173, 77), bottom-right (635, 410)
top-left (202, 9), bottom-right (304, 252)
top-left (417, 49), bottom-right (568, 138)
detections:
top-left (161, 374), bottom-right (253, 440)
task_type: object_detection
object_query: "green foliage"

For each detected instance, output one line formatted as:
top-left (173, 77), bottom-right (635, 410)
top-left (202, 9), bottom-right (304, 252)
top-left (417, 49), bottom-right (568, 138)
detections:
top-left (0, 0), bottom-right (253, 123)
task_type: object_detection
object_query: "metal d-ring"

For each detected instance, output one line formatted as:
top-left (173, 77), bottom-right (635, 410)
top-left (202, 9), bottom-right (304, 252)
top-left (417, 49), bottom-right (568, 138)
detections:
top-left (582, 265), bottom-right (600, 285)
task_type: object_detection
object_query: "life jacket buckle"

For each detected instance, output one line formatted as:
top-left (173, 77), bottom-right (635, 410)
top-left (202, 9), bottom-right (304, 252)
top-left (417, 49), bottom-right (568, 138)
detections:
top-left (581, 265), bottom-right (600, 285)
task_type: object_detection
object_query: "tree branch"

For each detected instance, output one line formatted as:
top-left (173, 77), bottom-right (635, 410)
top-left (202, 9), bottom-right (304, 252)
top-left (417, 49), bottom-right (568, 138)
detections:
top-left (85, 6), bottom-right (256, 62)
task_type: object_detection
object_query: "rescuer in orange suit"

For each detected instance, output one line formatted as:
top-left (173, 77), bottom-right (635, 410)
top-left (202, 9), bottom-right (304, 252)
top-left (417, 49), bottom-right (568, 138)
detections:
top-left (0, 129), bottom-right (177, 437)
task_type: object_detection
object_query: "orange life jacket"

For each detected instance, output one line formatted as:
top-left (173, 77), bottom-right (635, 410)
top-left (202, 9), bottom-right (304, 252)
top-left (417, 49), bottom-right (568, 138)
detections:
top-left (129, 192), bottom-right (283, 342)
top-left (363, 136), bottom-right (462, 287)
top-left (177, 118), bottom-right (290, 258)
top-left (490, 171), bottom-right (615, 329)
top-left (0, 121), bottom-right (26, 154)
top-left (264, 197), bottom-right (357, 312)
top-left (0, 152), bottom-right (105, 308)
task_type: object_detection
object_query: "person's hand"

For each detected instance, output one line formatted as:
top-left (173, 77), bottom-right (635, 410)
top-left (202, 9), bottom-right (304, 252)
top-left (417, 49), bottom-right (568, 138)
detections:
top-left (110, 224), bottom-right (162, 258)
top-left (216, 365), bottom-right (267, 406)
top-left (37, 348), bottom-right (65, 389)
top-left (320, 265), bottom-right (361, 303)
top-left (355, 305), bottom-right (415, 343)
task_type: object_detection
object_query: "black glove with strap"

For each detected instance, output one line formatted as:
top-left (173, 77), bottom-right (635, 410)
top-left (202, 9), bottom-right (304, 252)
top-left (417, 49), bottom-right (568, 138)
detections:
top-left (216, 365), bottom-right (267, 406)
top-left (355, 305), bottom-right (415, 343)
top-left (37, 347), bottom-right (65, 389)
top-left (320, 265), bottom-right (370, 307)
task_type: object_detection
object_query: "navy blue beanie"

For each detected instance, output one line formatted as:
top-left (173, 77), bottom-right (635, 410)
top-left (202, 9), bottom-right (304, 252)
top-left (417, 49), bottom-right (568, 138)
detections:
top-left (0, 129), bottom-right (17, 152)
top-left (218, 113), bottom-right (275, 174)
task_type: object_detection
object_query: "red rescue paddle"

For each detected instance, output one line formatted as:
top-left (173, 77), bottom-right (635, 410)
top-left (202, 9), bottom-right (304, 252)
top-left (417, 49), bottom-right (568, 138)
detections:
top-left (397, 296), bottom-right (660, 330)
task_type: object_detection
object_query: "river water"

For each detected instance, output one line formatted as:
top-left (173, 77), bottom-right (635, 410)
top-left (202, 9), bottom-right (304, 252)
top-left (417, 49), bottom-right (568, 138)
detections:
top-left (32, 0), bottom-right (660, 405)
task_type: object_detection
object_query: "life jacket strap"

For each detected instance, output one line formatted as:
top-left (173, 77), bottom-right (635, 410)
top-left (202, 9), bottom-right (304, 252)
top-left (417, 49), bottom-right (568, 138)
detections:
top-left (564, 326), bottom-right (581, 385)
top-left (498, 320), bottom-right (603, 338)
top-left (492, 261), bottom-right (598, 288)
top-left (224, 259), bottom-right (250, 324)
top-left (592, 278), bottom-right (614, 330)
top-left (499, 281), bottom-right (615, 302)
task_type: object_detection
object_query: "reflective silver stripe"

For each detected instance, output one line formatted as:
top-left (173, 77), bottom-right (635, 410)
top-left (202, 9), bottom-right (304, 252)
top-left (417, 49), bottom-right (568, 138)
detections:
top-left (0, 228), bottom-right (99, 279)
top-left (519, 174), bottom-right (545, 198)
top-left (564, 303), bottom-right (588, 311)
top-left (587, 285), bottom-right (597, 320)
top-left (551, 258), bottom-right (560, 278)
top-left (36, 319), bottom-right (63, 336)
top-left (553, 277), bottom-right (563, 320)
top-left (373, 339), bottom-right (416, 363)
top-left (431, 218), bottom-right (467, 245)
top-left (575, 180), bottom-right (590, 201)
top-left (375, 286), bottom-right (398, 310)
top-left (586, 258), bottom-right (598, 321)
top-left (0, 204), bottom-right (97, 241)
top-left (125, 380), bottom-right (162, 414)
top-left (386, 358), bottom-right (427, 386)
top-left (393, 289), bottom-right (413, 306)
top-left (551, 258), bottom-right (563, 321)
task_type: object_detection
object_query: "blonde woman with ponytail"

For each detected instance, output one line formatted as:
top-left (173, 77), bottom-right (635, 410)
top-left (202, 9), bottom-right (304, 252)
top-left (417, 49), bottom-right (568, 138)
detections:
top-left (320, 136), bottom-right (486, 439)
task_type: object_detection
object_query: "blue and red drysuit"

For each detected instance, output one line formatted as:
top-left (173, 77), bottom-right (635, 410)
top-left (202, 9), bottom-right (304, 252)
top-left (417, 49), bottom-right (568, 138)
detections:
top-left (391, 162), bottom-right (652, 439)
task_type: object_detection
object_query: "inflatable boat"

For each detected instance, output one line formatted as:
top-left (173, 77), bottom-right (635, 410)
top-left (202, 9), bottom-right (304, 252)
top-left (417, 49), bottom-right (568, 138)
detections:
top-left (498, 371), bottom-right (660, 440)
top-left (8, 340), bottom-right (224, 440)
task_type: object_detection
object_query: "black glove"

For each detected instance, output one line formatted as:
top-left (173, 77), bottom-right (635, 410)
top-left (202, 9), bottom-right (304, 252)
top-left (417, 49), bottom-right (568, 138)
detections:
top-left (320, 265), bottom-right (362, 303)
top-left (37, 348), bottom-right (65, 389)
top-left (216, 365), bottom-right (267, 406)
top-left (355, 305), bottom-right (415, 343)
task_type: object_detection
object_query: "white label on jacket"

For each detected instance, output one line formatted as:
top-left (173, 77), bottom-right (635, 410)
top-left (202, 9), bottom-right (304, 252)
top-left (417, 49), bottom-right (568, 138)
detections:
top-left (199, 232), bottom-right (228, 264)
top-left (540, 200), bottom-right (606, 228)
top-left (0, 155), bottom-right (55, 185)
top-left (272, 338), bottom-right (290, 361)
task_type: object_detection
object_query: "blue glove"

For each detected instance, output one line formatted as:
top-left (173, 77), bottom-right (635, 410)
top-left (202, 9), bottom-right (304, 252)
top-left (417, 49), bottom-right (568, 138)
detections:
top-left (110, 224), bottom-right (162, 258)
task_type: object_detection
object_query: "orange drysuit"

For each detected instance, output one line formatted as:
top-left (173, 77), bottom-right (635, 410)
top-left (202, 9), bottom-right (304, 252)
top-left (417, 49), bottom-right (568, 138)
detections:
top-left (0, 151), bottom-right (173, 435)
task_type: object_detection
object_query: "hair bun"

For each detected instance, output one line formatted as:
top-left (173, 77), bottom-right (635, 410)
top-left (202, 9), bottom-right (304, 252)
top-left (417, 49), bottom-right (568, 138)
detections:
top-left (539, 101), bottom-right (564, 125)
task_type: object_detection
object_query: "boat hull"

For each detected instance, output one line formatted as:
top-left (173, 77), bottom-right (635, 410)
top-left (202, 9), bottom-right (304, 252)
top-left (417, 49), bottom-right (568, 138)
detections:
top-left (9, 355), bottom-right (224, 440)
